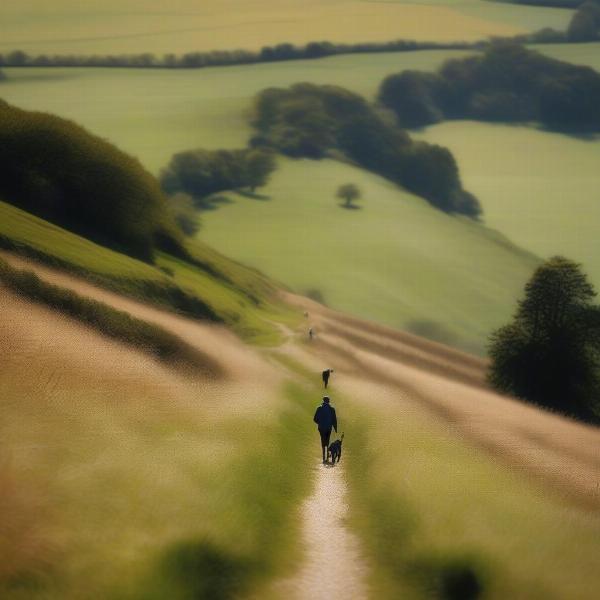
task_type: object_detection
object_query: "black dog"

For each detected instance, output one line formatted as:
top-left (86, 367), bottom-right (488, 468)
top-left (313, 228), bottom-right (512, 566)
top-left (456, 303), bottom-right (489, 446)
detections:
top-left (328, 433), bottom-right (344, 463)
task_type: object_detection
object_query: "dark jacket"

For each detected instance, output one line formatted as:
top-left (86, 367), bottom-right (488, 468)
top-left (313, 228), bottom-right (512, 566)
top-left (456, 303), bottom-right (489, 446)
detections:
top-left (313, 403), bottom-right (337, 432)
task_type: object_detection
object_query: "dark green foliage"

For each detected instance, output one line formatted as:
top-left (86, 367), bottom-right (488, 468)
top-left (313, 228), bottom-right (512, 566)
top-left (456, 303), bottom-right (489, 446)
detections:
top-left (567, 0), bottom-right (600, 41)
top-left (408, 554), bottom-right (487, 600)
top-left (336, 183), bottom-right (362, 208)
top-left (0, 102), bottom-right (182, 260)
top-left (0, 258), bottom-right (220, 373)
top-left (168, 193), bottom-right (200, 236)
top-left (378, 71), bottom-right (444, 128)
top-left (251, 83), bottom-right (480, 217)
top-left (159, 541), bottom-right (254, 600)
top-left (160, 148), bottom-right (276, 203)
top-left (488, 256), bottom-right (600, 421)
top-left (378, 42), bottom-right (600, 133)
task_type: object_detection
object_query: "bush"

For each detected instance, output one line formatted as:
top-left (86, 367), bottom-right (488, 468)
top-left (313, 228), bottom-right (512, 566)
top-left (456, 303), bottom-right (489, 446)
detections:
top-left (0, 102), bottom-right (182, 260)
top-left (488, 256), bottom-right (600, 421)
top-left (251, 84), bottom-right (480, 217)
top-left (160, 148), bottom-right (276, 203)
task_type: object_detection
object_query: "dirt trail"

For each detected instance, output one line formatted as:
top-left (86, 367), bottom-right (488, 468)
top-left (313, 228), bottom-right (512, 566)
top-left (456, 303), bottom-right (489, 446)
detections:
top-left (270, 460), bottom-right (369, 600)
top-left (0, 252), bottom-right (370, 598)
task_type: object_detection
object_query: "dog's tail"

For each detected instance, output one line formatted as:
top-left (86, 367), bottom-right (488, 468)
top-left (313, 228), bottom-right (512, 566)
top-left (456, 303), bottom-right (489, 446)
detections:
top-left (340, 432), bottom-right (344, 441)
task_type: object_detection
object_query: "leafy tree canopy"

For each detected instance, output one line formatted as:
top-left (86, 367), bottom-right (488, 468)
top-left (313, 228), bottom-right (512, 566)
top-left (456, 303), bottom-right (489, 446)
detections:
top-left (251, 83), bottom-right (480, 218)
top-left (379, 42), bottom-right (600, 132)
top-left (0, 101), bottom-right (181, 260)
top-left (488, 257), bottom-right (600, 421)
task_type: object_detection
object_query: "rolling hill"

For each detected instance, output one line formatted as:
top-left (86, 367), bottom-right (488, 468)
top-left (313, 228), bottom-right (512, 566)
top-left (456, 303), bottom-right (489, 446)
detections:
top-left (0, 0), bottom-right (573, 56)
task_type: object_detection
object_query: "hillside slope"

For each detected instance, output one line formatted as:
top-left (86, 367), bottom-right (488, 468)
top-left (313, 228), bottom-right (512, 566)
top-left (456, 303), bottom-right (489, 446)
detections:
top-left (2, 251), bottom-right (600, 598)
top-left (199, 157), bottom-right (539, 354)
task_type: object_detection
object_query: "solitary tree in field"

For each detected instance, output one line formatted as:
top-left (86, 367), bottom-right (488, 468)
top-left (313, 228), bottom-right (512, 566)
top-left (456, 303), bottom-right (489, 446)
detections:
top-left (488, 256), bottom-right (600, 421)
top-left (336, 183), bottom-right (362, 209)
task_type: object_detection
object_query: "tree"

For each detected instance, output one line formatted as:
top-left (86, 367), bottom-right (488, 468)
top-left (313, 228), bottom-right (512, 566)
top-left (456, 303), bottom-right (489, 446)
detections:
top-left (336, 183), bottom-right (362, 208)
top-left (244, 148), bottom-right (276, 192)
top-left (488, 257), bottom-right (600, 421)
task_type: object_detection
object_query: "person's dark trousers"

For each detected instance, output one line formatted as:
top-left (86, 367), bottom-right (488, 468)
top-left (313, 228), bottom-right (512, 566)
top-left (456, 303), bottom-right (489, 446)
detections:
top-left (323, 374), bottom-right (329, 388)
top-left (319, 427), bottom-right (332, 461)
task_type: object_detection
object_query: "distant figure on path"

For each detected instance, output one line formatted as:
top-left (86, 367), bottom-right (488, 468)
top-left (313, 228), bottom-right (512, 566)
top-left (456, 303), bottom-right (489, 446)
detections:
top-left (309, 327), bottom-right (314, 340)
top-left (322, 368), bottom-right (334, 388)
top-left (313, 396), bottom-right (338, 463)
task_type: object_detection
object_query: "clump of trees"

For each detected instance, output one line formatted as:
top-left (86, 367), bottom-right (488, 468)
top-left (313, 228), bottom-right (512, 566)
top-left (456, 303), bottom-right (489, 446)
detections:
top-left (250, 83), bottom-right (481, 218)
top-left (336, 183), bottom-right (362, 209)
top-left (488, 257), bottom-right (600, 422)
top-left (0, 101), bottom-right (182, 261)
top-left (379, 42), bottom-right (600, 132)
top-left (567, 0), bottom-right (600, 41)
top-left (160, 148), bottom-right (276, 204)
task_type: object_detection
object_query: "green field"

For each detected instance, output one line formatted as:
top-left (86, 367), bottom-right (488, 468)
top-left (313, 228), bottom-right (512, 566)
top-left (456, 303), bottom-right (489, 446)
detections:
top-left (3, 44), bottom-right (599, 349)
top-left (199, 157), bottom-right (538, 354)
top-left (0, 50), bottom-right (473, 173)
top-left (0, 0), bottom-right (571, 57)
top-left (415, 121), bottom-right (600, 290)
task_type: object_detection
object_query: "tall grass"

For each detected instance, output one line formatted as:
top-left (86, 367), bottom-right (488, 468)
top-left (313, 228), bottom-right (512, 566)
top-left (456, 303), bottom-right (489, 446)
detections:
top-left (0, 258), bottom-right (218, 373)
top-left (342, 392), bottom-right (600, 599)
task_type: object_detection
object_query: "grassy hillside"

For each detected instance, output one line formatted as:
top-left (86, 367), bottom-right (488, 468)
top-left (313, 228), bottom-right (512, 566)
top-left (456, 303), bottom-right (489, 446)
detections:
top-left (0, 199), bottom-right (297, 344)
top-left (415, 121), bottom-right (600, 289)
top-left (0, 0), bottom-right (562, 57)
top-left (199, 157), bottom-right (538, 354)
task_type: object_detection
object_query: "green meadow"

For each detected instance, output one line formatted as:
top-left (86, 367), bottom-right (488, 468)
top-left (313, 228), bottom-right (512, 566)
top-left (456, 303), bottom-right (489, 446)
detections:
top-left (0, 0), bottom-right (572, 56)
top-left (199, 157), bottom-right (538, 353)
top-left (415, 121), bottom-right (600, 290)
top-left (5, 44), bottom-right (599, 349)
top-left (0, 50), bottom-right (473, 173)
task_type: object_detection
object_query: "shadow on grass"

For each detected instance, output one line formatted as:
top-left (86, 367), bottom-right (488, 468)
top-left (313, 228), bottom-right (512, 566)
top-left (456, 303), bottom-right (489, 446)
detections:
top-left (338, 203), bottom-right (362, 210)
top-left (157, 539), bottom-right (257, 600)
top-left (195, 194), bottom-right (234, 212)
top-left (235, 190), bottom-right (271, 201)
top-left (407, 553), bottom-right (489, 600)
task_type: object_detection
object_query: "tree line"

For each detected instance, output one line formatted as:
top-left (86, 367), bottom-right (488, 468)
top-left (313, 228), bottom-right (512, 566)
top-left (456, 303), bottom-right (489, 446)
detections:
top-left (0, 101), bottom-right (184, 261)
top-left (249, 83), bottom-right (481, 217)
top-left (0, 40), bottom-right (478, 70)
top-left (379, 42), bottom-right (600, 132)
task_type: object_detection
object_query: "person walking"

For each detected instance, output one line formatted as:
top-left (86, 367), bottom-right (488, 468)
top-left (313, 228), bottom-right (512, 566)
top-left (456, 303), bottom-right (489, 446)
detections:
top-left (322, 368), bottom-right (333, 388)
top-left (313, 396), bottom-right (338, 463)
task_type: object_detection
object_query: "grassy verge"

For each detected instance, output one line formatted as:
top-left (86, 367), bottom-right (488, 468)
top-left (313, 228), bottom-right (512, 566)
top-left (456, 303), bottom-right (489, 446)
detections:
top-left (342, 393), bottom-right (600, 599)
top-left (0, 257), bottom-right (218, 373)
top-left (0, 199), bottom-right (299, 344)
top-left (0, 370), bottom-right (316, 599)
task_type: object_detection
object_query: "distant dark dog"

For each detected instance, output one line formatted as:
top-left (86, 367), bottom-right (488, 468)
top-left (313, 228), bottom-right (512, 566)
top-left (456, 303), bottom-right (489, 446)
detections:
top-left (328, 433), bottom-right (344, 463)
